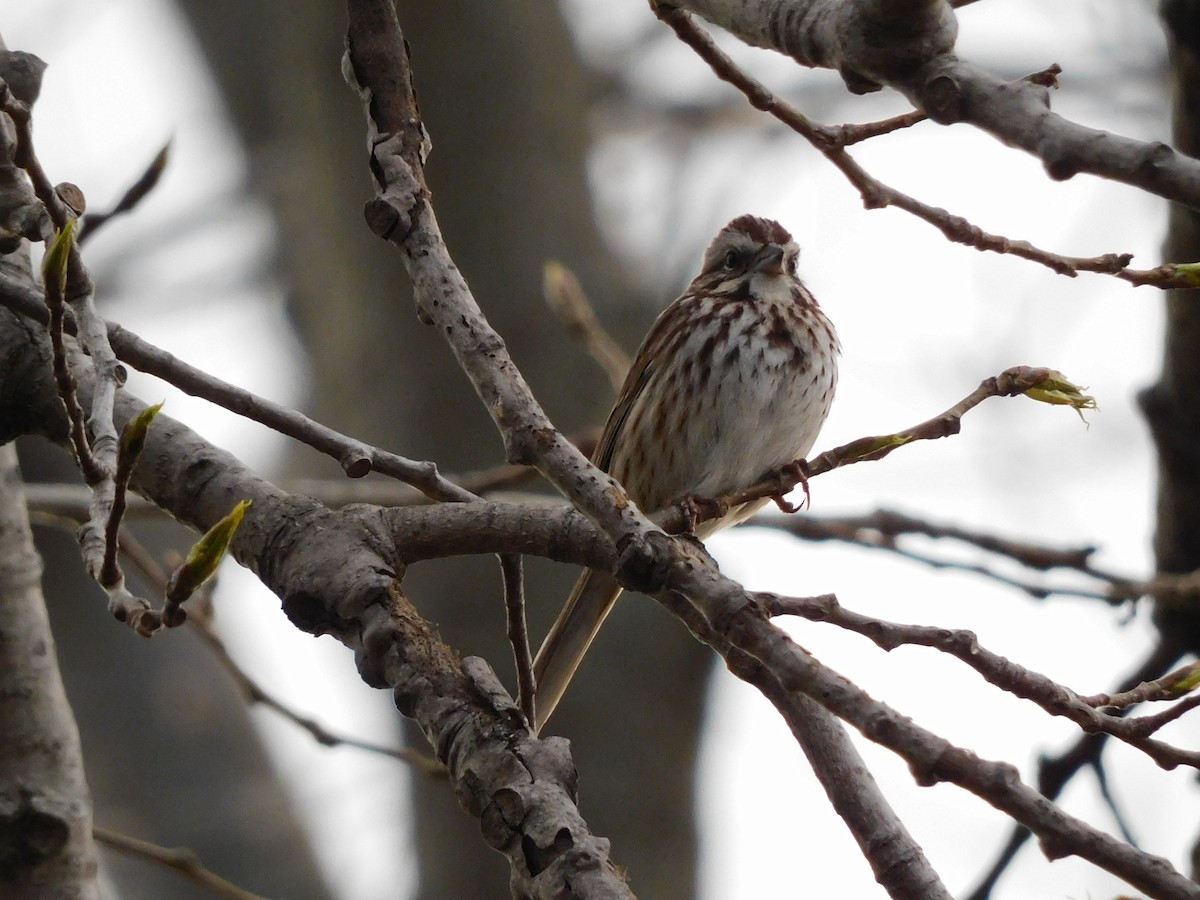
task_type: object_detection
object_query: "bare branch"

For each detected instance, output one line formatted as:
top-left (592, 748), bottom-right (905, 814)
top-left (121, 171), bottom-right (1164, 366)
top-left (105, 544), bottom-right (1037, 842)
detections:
top-left (830, 108), bottom-right (927, 146)
top-left (79, 141), bottom-right (170, 244)
top-left (0, 62), bottom-right (157, 629)
top-left (762, 592), bottom-right (1200, 770)
top-left (658, 574), bottom-right (1200, 899)
top-left (1083, 661), bottom-right (1200, 712)
top-left (651, 4), bottom-right (1198, 288)
top-left (663, 0), bottom-right (1200, 212)
top-left (674, 366), bottom-right (1095, 530)
top-left (658, 588), bottom-right (952, 900)
top-left (501, 553), bottom-right (537, 726)
top-left (93, 826), bottom-right (266, 900)
top-left (0, 274), bottom-right (478, 501)
top-left (761, 508), bottom-right (1129, 603)
top-left (38, 228), bottom-right (97, 481)
top-left (966, 641), bottom-right (1187, 900)
top-left (543, 260), bottom-right (631, 393)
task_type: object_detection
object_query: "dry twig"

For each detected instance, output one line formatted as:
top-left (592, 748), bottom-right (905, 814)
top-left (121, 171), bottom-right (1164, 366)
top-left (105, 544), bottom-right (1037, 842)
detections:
top-left (543, 260), bottom-right (631, 393)
top-left (94, 826), bottom-right (267, 900)
top-left (500, 553), bottom-right (536, 725)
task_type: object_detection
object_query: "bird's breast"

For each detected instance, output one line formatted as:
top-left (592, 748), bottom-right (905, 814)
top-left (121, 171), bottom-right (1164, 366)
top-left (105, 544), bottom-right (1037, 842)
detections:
top-left (616, 292), bottom-right (837, 513)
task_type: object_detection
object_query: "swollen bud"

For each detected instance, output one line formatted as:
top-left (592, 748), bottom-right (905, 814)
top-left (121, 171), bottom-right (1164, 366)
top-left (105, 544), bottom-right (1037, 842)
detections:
top-left (41, 217), bottom-right (76, 293)
top-left (1023, 370), bottom-right (1097, 423)
top-left (166, 499), bottom-right (252, 605)
top-left (1161, 662), bottom-right (1200, 699)
top-left (118, 402), bottom-right (163, 471)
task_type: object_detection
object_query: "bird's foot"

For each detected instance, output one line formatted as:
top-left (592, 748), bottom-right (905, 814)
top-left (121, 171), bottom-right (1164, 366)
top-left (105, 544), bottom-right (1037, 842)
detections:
top-left (676, 493), bottom-right (727, 533)
top-left (772, 460), bottom-right (810, 513)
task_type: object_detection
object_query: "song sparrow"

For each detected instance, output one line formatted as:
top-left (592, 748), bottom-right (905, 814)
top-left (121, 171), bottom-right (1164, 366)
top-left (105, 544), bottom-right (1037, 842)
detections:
top-left (532, 214), bottom-right (839, 731)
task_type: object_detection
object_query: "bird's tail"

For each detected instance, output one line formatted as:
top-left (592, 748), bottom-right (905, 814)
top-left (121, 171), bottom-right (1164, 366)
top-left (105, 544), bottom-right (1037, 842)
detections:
top-left (532, 569), bottom-right (623, 733)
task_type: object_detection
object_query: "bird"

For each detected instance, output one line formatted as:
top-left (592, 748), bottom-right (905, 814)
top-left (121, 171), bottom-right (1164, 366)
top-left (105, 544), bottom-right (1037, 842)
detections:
top-left (532, 214), bottom-right (839, 732)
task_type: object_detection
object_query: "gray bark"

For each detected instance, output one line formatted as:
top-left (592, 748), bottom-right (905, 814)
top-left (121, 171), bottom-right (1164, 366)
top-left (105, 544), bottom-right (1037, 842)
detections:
top-left (0, 440), bottom-right (99, 900)
top-left (167, 2), bottom-right (709, 896)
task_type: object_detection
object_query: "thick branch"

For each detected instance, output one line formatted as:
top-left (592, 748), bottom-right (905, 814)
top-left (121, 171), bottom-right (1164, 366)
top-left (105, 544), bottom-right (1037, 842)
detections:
top-left (0, 294), bottom-right (630, 900)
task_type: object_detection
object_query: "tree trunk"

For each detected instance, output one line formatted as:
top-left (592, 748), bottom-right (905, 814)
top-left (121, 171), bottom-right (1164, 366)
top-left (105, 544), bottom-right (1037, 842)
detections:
top-left (1147, 1), bottom-right (1200, 658)
top-left (0, 440), bottom-right (100, 900)
top-left (1145, 0), bottom-right (1200, 877)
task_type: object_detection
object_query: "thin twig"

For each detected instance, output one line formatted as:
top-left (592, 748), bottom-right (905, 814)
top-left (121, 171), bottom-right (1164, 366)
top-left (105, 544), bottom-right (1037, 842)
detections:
top-left (1083, 661), bottom-right (1200, 712)
top-left (808, 366), bottom-right (1090, 473)
top-left (1090, 756), bottom-right (1139, 845)
top-left (830, 109), bottom-right (928, 146)
top-left (763, 508), bottom-right (1200, 609)
top-left (100, 405), bottom-right (159, 589)
top-left (543, 260), bottom-right (631, 393)
top-left (0, 73), bottom-right (164, 629)
top-left (0, 274), bottom-right (479, 502)
top-left (764, 508), bottom-right (1127, 604)
top-left (93, 826), bottom-right (268, 900)
top-left (99, 467), bottom-right (127, 589)
top-left (669, 366), bottom-right (1094, 531)
top-left (804, 508), bottom-right (1097, 570)
top-left (831, 67), bottom-right (1059, 147)
top-left (19, 464), bottom-right (579, 521)
top-left (80, 141), bottom-right (170, 243)
top-left (761, 592), bottom-right (1200, 770)
top-left (501, 553), bottom-right (536, 725)
top-left (40, 242), bottom-right (98, 480)
top-left (839, 539), bottom-right (1113, 602)
top-left (189, 607), bottom-right (444, 773)
top-left (1119, 693), bottom-right (1200, 739)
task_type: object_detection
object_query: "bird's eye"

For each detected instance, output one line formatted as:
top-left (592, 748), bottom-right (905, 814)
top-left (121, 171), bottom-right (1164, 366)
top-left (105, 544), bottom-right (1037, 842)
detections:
top-left (785, 255), bottom-right (797, 276)
top-left (722, 249), bottom-right (741, 270)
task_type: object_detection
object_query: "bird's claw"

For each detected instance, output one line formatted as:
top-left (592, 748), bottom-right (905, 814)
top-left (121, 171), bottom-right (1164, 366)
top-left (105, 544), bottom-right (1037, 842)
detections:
top-left (772, 460), bottom-right (810, 513)
top-left (677, 494), bottom-right (726, 533)
top-left (772, 494), bottom-right (800, 514)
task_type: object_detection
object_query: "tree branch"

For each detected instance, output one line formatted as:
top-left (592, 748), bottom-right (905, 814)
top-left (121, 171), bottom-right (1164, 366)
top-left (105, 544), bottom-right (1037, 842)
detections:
top-left (93, 826), bottom-right (266, 900)
top-left (2, 286), bottom-right (630, 900)
top-left (0, 443), bottom-right (99, 898)
top-left (664, 579), bottom-right (1200, 900)
top-left (662, 0), bottom-right (1200, 211)
top-left (340, 5), bottom-right (1199, 895)
top-left (762, 592), bottom-right (1200, 769)
top-left (0, 274), bottom-right (476, 500)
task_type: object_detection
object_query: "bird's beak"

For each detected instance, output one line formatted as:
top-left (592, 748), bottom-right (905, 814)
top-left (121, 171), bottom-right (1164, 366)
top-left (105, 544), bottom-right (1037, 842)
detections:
top-left (753, 244), bottom-right (785, 276)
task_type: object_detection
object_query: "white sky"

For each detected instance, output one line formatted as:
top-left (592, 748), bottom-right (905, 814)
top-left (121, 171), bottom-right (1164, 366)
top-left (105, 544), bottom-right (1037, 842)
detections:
top-left (1, 1), bottom-right (1186, 898)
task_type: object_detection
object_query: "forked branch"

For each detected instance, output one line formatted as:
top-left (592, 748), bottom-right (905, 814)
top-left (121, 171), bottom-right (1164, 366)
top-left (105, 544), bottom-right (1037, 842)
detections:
top-left (651, 3), bottom-right (1200, 289)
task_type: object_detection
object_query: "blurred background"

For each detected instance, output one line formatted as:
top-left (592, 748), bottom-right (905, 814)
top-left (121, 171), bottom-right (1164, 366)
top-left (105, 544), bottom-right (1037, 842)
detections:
top-left (1, 1), bottom-right (1181, 897)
